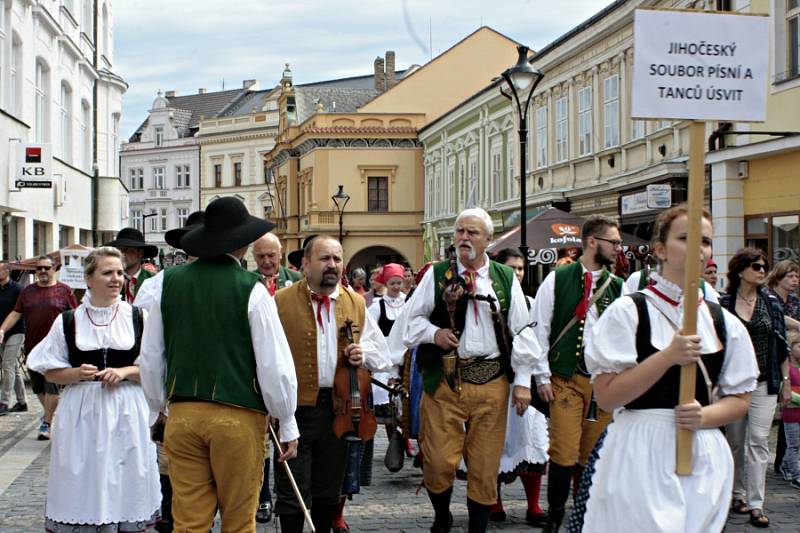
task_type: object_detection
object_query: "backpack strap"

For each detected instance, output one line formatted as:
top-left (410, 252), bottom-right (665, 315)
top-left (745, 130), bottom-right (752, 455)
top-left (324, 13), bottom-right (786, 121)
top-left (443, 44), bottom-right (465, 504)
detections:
top-left (61, 309), bottom-right (77, 357)
top-left (706, 301), bottom-right (727, 353)
top-left (629, 292), bottom-right (652, 359)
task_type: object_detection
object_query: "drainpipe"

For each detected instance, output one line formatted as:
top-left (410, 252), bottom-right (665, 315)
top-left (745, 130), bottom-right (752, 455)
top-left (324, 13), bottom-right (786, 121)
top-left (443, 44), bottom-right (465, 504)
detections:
top-left (91, 0), bottom-right (99, 244)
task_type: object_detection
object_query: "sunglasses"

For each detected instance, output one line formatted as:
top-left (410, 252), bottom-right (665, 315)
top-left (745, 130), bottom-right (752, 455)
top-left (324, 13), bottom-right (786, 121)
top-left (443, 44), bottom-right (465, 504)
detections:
top-left (750, 262), bottom-right (768, 272)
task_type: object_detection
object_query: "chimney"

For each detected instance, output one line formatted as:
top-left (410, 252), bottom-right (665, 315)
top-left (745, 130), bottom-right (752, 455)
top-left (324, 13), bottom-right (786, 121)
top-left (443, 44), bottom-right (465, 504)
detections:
top-left (198, 88), bottom-right (207, 94)
top-left (385, 51), bottom-right (396, 88)
top-left (165, 90), bottom-right (177, 97)
top-left (374, 57), bottom-right (386, 93)
top-left (243, 79), bottom-right (259, 90)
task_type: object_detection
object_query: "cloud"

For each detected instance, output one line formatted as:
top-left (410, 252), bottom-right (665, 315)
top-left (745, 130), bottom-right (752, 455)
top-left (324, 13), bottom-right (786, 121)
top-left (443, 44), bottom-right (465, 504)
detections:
top-left (115, 0), bottom-right (613, 139)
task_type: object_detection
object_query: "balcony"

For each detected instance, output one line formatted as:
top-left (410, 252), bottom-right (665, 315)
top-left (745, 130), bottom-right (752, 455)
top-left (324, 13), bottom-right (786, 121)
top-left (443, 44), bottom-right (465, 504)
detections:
top-left (148, 189), bottom-right (169, 199)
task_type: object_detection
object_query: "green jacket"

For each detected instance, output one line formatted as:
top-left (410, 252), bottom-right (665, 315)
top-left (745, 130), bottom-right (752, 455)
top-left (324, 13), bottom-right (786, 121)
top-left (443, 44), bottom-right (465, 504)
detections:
top-left (277, 265), bottom-right (303, 289)
top-left (122, 266), bottom-right (154, 302)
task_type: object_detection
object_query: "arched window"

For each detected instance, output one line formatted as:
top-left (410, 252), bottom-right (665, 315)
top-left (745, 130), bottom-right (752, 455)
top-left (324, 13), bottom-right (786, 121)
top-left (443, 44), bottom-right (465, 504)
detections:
top-left (101, 3), bottom-right (109, 58)
top-left (9, 33), bottom-right (21, 115)
top-left (80, 99), bottom-right (91, 171)
top-left (60, 82), bottom-right (73, 162)
top-left (35, 59), bottom-right (50, 143)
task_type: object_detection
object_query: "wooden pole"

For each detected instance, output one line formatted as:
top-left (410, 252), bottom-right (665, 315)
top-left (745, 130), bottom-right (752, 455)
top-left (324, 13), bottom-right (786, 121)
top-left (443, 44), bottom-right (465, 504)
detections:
top-left (269, 424), bottom-right (316, 532)
top-left (676, 120), bottom-right (706, 475)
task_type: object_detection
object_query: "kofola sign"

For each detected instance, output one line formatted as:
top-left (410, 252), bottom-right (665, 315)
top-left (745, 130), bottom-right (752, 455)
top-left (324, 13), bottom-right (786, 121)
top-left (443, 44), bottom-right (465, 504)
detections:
top-left (631, 9), bottom-right (768, 122)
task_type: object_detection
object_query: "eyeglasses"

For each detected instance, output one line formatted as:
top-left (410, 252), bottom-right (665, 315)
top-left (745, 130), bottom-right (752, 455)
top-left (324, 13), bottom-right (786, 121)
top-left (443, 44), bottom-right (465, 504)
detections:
top-left (35, 265), bottom-right (52, 271)
top-left (750, 262), bottom-right (768, 272)
top-left (594, 236), bottom-right (623, 248)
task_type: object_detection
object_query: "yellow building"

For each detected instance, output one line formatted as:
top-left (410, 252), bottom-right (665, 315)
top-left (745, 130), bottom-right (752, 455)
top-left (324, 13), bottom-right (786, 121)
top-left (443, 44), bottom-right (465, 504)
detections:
top-left (264, 27), bottom-right (523, 270)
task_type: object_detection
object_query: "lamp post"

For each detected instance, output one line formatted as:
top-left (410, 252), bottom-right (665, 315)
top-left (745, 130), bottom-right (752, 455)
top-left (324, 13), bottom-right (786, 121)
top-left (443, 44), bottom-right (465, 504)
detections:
top-left (331, 185), bottom-right (350, 243)
top-left (500, 45), bottom-right (544, 291)
top-left (141, 211), bottom-right (157, 243)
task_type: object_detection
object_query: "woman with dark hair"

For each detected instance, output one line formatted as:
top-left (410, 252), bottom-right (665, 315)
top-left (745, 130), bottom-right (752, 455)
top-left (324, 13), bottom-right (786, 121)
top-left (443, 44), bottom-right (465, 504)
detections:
top-left (721, 248), bottom-right (791, 528)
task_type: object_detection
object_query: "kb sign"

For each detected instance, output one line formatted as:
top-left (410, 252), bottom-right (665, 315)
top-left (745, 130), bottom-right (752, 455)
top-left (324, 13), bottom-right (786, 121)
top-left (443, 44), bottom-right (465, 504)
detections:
top-left (15, 144), bottom-right (52, 188)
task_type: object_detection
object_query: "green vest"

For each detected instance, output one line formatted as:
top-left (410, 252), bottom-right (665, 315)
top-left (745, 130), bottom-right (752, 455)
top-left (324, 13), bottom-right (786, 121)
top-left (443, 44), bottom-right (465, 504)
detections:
top-left (278, 265), bottom-right (303, 289)
top-left (161, 256), bottom-right (265, 412)
top-left (420, 259), bottom-right (514, 394)
top-left (548, 261), bottom-right (623, 378)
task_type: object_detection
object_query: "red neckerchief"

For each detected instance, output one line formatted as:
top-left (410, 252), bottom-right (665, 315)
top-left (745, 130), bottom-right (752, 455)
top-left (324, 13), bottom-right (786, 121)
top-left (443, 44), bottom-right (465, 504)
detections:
top-left (311, 293), bottom-right (331, 331)
top-left (646, 282), bottom-right (704, 307)
top-left (267, 277), bottom-right (277, 296)
top-left (462, 269), bottom-right (479, 324)
top-left (125, 275), bottom-right (137, 302)
top-left (573, 271), bottom-right (593, 320)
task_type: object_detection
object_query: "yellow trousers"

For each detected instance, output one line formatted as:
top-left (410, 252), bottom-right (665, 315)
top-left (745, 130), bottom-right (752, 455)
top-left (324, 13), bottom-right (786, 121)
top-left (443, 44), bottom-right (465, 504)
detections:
top-left (420, 377), bottom-right (509, 505)
top-left (164, 401), bottom-right (267, 533)
top-left (548, 374), bottom-right (611, 466)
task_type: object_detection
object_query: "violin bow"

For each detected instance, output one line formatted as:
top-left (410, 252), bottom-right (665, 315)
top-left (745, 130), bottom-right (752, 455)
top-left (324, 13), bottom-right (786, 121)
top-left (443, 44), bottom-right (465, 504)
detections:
top-left (268, 424), bottom-right (316, 533)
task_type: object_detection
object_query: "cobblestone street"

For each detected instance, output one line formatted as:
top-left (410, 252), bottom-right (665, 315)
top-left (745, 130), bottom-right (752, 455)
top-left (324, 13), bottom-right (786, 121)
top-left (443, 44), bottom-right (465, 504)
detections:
top-left (0, 390), bottom-right (797, 532)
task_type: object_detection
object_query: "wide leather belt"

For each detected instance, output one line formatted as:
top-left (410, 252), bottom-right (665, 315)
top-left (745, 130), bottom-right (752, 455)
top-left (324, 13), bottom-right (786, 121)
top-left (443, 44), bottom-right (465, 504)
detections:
top-left (458, 357), bottom-right (504, 385)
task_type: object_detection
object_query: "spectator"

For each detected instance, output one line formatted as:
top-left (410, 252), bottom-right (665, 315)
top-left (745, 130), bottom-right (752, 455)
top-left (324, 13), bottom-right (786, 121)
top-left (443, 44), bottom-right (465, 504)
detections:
top-left (0, 261), bottom-right (27, 414)
top-left (703, 258), bottom-right (719, 290)
top-left (0, 256), bottom-right (77, 439)
top-left (364, 267), bottom-right (385, 307)
top-left (350, 268), bottom-right (368, 296)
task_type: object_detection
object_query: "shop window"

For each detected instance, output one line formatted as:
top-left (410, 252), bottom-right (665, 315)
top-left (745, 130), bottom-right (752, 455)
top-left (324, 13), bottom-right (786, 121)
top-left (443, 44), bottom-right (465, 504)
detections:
top-left (773, 215), bottom-right (800, 263)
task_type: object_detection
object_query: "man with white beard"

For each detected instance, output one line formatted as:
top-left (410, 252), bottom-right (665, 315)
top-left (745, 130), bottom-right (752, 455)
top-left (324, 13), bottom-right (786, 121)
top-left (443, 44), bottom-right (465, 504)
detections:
top-left (403, 207), bottom-right (544, 533)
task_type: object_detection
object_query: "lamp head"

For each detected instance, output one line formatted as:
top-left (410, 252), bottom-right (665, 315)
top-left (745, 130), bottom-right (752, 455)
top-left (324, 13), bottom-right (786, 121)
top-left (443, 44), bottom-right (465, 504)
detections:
top-left (331, 184), bottom-right (350, 213)
top-left (501, 45), bottom-right (543, 95)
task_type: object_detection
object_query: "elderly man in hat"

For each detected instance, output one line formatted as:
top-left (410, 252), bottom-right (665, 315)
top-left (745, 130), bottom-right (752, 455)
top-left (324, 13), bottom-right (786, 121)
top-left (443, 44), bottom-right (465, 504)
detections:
top-left (105, 227), bottom-right (159, 302)
top-left (403, 207), bottom-right (545, 533)
top-left (139, 197), bottom-right (299, 533)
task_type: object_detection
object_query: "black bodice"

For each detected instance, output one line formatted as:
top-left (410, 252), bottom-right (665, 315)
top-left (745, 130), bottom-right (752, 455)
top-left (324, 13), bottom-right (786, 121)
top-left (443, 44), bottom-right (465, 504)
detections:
top-left (62, 306), bottom-right (144, 370)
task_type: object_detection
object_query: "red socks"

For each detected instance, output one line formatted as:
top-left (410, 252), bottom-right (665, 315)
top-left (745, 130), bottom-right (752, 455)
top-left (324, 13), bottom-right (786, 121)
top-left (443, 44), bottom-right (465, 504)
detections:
top-left (520, 471), bottom-right (544, 516)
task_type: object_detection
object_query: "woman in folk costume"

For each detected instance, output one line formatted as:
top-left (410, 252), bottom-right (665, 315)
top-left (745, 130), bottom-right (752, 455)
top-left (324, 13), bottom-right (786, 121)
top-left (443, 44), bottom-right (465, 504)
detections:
top-left (569, 204), bottom-right (758, 533)
top-left (27, 247), bottom-right (161, 532)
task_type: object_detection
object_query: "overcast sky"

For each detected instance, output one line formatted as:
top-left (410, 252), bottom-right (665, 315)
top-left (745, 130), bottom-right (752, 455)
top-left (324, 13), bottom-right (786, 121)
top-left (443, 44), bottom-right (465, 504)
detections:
top-left (115, 0), bottom-right (613, 139)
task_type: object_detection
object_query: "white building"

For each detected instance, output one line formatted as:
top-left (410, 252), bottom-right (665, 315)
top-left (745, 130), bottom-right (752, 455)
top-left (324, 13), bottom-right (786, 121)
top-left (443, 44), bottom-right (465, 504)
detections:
top-left (122, 84), bottom-right (253, 257)
top-left (0, 0), bottom-right (127, 260)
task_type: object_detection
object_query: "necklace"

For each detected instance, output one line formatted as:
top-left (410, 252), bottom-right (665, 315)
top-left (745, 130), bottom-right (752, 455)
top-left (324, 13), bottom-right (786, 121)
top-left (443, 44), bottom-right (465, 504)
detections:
top-left (85, 304), bottom-right (120, 327)
top-left (737, 290), bottom-right (756, 305)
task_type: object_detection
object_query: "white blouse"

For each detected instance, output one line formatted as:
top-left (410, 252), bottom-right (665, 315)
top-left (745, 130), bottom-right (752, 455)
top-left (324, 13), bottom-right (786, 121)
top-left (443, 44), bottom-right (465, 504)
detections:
top-left (586, 273), bottom-right (758, 397)
top-left (367, 292), bottom-right (406, 323)
top-left (27, 294), bottom-right (139, 373)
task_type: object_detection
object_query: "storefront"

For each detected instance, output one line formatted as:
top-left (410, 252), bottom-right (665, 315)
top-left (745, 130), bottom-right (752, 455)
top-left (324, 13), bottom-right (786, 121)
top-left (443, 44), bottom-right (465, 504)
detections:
top-left (618, 176), bottom-right (687, 244)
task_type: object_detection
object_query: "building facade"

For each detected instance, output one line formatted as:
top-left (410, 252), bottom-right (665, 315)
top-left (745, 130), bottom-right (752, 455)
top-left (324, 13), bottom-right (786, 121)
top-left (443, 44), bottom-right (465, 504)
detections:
top-left (0, 0), bottom-right (127, 260)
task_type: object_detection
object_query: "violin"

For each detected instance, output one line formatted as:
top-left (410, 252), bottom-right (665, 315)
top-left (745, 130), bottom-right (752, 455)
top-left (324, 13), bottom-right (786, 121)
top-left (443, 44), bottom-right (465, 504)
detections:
top-left (332, 318), bottom-right (377, 442)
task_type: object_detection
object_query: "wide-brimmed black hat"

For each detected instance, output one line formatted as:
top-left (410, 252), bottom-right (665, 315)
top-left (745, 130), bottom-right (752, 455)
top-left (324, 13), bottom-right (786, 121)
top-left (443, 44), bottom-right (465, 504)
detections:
top-left (287, 235), bottom-right (318, 270)
top-left (165, 210), bottom-right (205, 249)
top-left (105, 227), bottom-right (159, 258)
top-left (180, 197), bottom-right (275, 258)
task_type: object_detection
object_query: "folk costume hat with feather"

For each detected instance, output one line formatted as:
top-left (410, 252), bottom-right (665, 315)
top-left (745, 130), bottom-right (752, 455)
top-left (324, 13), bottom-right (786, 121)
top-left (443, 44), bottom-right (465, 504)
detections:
top-left (180, 197), bottom-right (275, 258)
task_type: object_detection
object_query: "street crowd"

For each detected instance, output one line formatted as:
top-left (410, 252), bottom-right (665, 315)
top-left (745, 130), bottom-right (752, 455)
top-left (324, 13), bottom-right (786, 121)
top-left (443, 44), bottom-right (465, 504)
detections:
top-left (0, 196), bottom-right (798, 533)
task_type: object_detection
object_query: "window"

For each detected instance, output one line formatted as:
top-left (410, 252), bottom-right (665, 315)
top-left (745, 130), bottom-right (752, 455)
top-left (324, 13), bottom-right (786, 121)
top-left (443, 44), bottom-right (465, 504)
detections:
top-left (131, 209), bottom-right (142, 232)
top-left (507, 140), bottom-right (516, 198)
top-left (60, 83), bottom-right (73, 162)
top-left (81, 100), bottom-right (91, 169)
top-left (789, 0), bottom-right (800, 77)
top-left (154, 126), bottom-right (164, 147)
top-left (214, 164), bottom-right (222, 188)
top-left (603, 75), bottom-right (619, 148)
top-left (234, 161), bottom-right (242, 186)
top-left (492, 150), bottom-right (503, 202)
top-left (148, 210), bottom-right (157, 232)
top-left (129, 168), bottom-right (143, 190)
top-left (578, 86), bottom-right (593, 156)
top-left (555, 97), bottom-right (568, 162)
top-left (368, 177), bottom-right (388, 212)
top-left (177, 207), bottom-right (189, 227)
top-left (111, 114), bottom-right (119, 176)
top-left (82, 0), bottom-right (93, 36)
top-left (446, 163), bottom-right (455, 215)
top-left (468, 158), bottom-right (477, 207)
top-left (458, 157), bottom-right (466, 208)
top-left (657, 120), bottom-right (672, 130)
top-left (160, 208), bottom-right (168, 231)
top-left (35, 60), bottom-right (49, 143)
top-left (153, 167), bottom-right (165, 189)
top-left (176, 165), bottom-right (190, 188)
top-left (631, 120), bottom-right (646, 140)
top-left (535, 106), bottom-right (548, 168)
top-left (10, 35), bottom-right (21, 115)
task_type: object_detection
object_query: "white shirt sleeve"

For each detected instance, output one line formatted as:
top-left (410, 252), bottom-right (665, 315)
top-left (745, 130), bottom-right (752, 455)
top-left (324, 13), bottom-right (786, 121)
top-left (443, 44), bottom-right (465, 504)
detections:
top-left (134, 271), bottom-right (164, 315)
top-left (585, 296), bottom-right (640, 378)
top-left (704, 284), bottom-right (720, 304)
top-left (625, 271), bottom-right (642, 294)
top-left (367, 300), bottom-right (381, 322)
top-left (717, 308), bottom-right (759, 396)
top-left (248, 282), bottom-right (299, 443)
top-left (530, 271), bottom-right (556, 356)
top-left (360, 308), bottom-right (393, 374)
top-left (508, 276), bottom-right (546, 388)
top-left (403, 267), bottom-right (440, 348)
top-left (138, 286), bottom-right (168, 415)
top-left (26, 314), bottom-right (71, 373)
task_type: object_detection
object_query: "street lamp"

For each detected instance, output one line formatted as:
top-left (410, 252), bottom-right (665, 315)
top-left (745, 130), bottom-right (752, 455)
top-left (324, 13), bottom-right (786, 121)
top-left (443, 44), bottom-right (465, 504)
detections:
top-left (331, 184), bottom-right (350, 243)
top-left (500, 45), bottom-right (544, 291)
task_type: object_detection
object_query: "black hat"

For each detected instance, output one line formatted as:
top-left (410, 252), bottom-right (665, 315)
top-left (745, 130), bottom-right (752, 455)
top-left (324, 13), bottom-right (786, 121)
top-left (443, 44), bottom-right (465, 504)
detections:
top-left (180, 197), bottom-right (275, 258)
top-left (164, 210), bottom-right (205, 249)
top-left (287, 235), bottom-right (318, 270)
top-left (105, 227), bottom-right (159, 258)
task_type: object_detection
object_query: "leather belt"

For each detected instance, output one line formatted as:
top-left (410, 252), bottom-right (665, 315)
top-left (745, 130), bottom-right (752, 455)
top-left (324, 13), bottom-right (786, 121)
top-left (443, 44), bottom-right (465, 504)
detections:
top-left (458, 357), bottom-right (504, 385)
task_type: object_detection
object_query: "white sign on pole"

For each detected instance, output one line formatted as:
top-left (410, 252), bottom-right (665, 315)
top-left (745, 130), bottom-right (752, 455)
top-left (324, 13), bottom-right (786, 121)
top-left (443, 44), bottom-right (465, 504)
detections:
top-left (631, 9), bottom-right (769, 122)
top-left (646, 183), bottom-right (672, 209)
top-left (59, 247), bottom-right (90, 289)
top-left (16, 144), bottom-right (53, 188)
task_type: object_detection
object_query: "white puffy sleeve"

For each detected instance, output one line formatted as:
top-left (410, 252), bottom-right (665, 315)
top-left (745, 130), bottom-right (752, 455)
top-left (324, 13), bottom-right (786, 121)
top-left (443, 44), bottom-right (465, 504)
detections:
top-left (585, 295), bottom-right (639, 378)
top-left (26, 314), bottom-right (71, 373)
top-left (717, 308), bottom-right (759, 396)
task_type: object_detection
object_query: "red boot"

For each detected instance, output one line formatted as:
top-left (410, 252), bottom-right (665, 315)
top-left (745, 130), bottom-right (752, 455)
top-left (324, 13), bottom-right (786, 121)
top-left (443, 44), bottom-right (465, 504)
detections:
top-left (520, 471), bottom-right (546, 526)
top-left (332, 496), bottom-right (349, 533)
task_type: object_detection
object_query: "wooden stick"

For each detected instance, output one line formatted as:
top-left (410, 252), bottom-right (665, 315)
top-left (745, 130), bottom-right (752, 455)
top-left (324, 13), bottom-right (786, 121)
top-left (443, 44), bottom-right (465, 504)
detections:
top-left (269, 423), bottom-right (316, 532)
top-left (676, 121), bottom-right (706, 475)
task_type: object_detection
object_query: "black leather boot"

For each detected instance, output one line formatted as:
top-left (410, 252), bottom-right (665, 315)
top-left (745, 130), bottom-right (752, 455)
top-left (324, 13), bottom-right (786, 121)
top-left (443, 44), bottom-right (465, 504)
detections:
top-left (544, 462), bottom-right (572, 533)
top-left (279, 512), bottom-right (305, 533)
top-left (427, 486), bottom-right (454, 532)
top-left (542, 506), bottom-right (565, 533)
top-left (310, 503), bottom-right (339, 533)
top-left (467, 498), bottom-right (491, 533)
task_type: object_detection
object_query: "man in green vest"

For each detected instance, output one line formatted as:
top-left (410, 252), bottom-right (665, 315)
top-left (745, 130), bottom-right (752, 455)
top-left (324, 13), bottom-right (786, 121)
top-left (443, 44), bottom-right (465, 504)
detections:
top-left (254, 232), bottom-right (302, 297)
top-left (105, 227), bottom-right (158, 303)
top-left (138, 197), bottom-right (299, 533)
top-left (404, 207), bottom-right (545, 533)
top-left (530, 214), bottom-right (626, 533)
